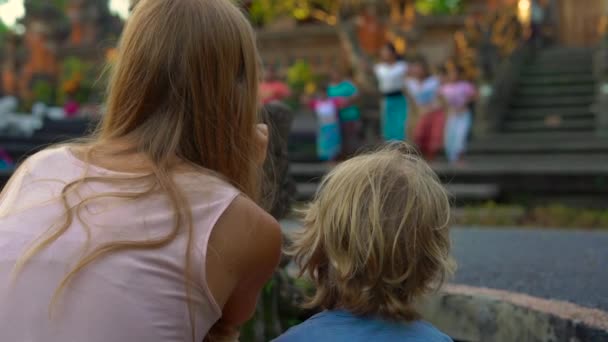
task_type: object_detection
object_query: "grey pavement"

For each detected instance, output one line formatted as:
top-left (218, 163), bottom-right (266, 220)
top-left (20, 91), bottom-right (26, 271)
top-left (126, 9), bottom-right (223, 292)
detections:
top-left (281, 220), bottom-right (608, 311)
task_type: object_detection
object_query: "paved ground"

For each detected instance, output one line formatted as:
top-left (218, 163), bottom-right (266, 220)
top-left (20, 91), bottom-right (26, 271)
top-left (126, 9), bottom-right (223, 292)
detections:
top-left (450, 227), bottom-right (608, 311)
top-left (281, 220), bottom-right (608, 311)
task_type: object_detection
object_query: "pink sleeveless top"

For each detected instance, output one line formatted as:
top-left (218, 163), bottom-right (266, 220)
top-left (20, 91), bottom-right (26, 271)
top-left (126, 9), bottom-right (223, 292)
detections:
top-left (0, 147), bottom-right (240, 342)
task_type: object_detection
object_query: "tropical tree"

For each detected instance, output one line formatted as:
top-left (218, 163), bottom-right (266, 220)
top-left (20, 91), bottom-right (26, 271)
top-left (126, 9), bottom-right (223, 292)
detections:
top-left (0, 19), bottom-right (11, 59)
top-left (415, 0), bottom-right (463, 15)
top-left (0, 19), bottom-right (8, 43)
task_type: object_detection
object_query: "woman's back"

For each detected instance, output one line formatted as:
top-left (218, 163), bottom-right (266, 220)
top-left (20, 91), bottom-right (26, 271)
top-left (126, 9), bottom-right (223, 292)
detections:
top-left (0, 147), bottom-right (238, 341)
top-left (0, 0), bottom-right (283, 340)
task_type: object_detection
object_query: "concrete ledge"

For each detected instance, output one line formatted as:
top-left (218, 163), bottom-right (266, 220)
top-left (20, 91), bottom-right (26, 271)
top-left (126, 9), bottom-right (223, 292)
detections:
top-left (418, 284), bottom-right (608, 342)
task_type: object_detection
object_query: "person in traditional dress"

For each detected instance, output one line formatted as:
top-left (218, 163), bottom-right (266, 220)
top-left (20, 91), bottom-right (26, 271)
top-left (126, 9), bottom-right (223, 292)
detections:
top-left (406, 57), bottom-right (444, 161)
top-left (304, 85), bottom-right (349, 162)
top-left (440, 66), bottom-right (477, 164)
top-left (328, 69), bottom-right (361, 158)
top-left (374, 43), bottom-right (408, 141)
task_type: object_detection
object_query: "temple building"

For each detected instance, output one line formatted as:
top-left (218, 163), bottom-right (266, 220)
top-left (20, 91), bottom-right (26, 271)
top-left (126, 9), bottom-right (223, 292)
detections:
top-left (0, 0), bottom-right (122, 103)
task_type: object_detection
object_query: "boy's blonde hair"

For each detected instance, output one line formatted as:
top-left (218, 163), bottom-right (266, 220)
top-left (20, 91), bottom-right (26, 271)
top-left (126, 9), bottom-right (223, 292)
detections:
top-left (288, 144), bottom-right (454, 321)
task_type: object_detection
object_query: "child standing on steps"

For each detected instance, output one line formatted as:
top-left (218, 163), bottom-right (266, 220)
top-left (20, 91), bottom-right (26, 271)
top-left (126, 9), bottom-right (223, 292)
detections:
top-left (440, 66), bottom-right (477, 164)
top-left (304, 85), bottom-right (349, 162)
top-left (406, 57), bottom-right (444, 161)
top-left (276, 143), bottom-right (454, 342)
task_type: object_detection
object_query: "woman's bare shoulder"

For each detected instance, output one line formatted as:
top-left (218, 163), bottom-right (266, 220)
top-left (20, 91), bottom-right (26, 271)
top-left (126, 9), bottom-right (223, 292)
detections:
top-left (207, 195), bottom-right (282, 288)
top-left (214, 195), bottom-right (282, 250)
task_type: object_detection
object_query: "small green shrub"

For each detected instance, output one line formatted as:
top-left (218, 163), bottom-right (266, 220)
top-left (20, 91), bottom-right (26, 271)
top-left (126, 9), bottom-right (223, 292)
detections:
top-left (458, 202), bottom-right (608, 229)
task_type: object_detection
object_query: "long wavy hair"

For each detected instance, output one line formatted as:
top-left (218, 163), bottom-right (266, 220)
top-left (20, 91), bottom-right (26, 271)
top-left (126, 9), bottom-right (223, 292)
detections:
top-left (11, 0), bottom-right (261, 339)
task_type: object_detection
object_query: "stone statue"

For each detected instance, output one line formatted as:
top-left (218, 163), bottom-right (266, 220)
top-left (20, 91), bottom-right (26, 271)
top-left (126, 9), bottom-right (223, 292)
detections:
top-left (241, 101), bottom-right (298, 342)
top-left (261, 101), bottom-right (296, 220)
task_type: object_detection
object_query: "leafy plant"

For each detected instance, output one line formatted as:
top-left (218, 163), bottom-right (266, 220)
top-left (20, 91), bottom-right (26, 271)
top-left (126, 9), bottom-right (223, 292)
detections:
top-left (0, 19), bottom-right (9, 49)
top-left (32, 80), bottom-right (54, 105)
top-left (57, 56), bottom-right (95, 105)
top-left (416, 0), bottom-right (463, 16)
top-left (457, 202), bottom-right (608, 229)
top-left (242, 0), bottom-right (341, 26)
top-left (286, 60), bottom-right (315, 94)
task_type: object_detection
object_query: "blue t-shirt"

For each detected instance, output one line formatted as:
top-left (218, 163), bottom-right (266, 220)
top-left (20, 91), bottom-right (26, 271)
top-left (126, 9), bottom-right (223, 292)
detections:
top-left (275, 310), bottom-right (453, 342)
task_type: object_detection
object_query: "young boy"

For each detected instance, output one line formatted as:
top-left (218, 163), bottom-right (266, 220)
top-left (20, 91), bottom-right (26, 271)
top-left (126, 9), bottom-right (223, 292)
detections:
top-left (276, 143), bottom-right (454, 342)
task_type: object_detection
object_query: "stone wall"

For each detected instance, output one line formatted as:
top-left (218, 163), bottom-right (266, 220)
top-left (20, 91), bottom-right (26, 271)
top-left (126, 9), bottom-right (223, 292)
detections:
top-left (417, 285), bottom-right (608, 342)
top-left (257, 23), bottom-right (464, 77)
top-left (257, 25), bottom-right (347, 74)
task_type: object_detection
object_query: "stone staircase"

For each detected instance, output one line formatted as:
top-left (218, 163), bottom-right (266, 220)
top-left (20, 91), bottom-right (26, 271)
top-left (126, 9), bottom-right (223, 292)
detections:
top-left (502, 47), bottom-right (596, 134)
top-left (456, 47), bottom-right (608, 205)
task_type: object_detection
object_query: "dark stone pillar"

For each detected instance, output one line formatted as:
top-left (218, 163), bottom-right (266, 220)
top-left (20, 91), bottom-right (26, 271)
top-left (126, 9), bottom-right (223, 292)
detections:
top-left (261, 101), bottom-right (296, 220)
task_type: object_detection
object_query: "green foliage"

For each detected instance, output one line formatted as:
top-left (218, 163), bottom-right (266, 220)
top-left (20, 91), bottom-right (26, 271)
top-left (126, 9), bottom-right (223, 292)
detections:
top-left (26, 0), bottom-right (67, 10)
top-left (286, 60), bottom-right (315, 94)
top-left (415, 0), bottom-right (463, 15)
top-left (0, 19), bottom-right (8, 48)
top-left (32, 80), bottom-right (54, 105)
top-left (527, 204), bottom-right (608, 229)
top-left (0, 19), bottom-right (7, 33)
top-left (460, 202), bottom-right (525, 227)
top-left (57, 56), bottom-right (96, 105)
top-left (52, 0), bottom-right (67, 9)
top-left (457, 202), bottom-right (608, 229)
top-left (245, 0), bottom-right (336, 25)
top-left (240, 268), bottom-right (314, 342)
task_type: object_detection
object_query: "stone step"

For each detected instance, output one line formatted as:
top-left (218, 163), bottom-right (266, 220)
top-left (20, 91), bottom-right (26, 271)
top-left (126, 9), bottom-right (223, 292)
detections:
top-left (537, 50), bottom-right (592, 56)
top-left (533, 56), bottom-right (592, 64)
top-left (295, 181), bottom-right (500, 202)
top-left (290, 162), bottom-right (329, 179)
top-left (522, 61), bottom-right (592, 71)
top-left (468, 138), bottom-right (608, 154)
top-left (538, 47), bottom-right (593, 54)
top-left (521, 67), bottom-right (592, 77)
top-left (515, 85), bottom-right (595, 97)
top-left (531, 58), bottom-right (593, 67)
top-left (430, 155), bottom-right (608, 176)
top-left (473, 132), bottom-right (594, 142)
top-left (518, 75), bottom-right (595, 86)
top-left (295, 182), bottom-right (318, 201)
top-left (291, 150), bottom-right (608, 179)
top-left (535, 50), bottom-right (593, 61)
top-left (510, 95), bottom-right (594, 108)
top-left (507, 106), bottom-right (594, 120)
top-left (503, 118), bottom-right (595, 132)
top-left (527, 60), bottom-right (593, 70)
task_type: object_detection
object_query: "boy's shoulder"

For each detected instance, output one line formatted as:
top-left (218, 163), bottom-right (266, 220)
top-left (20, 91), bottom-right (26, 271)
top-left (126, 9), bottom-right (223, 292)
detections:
top-left (274, 311), bottom-right (453, 342)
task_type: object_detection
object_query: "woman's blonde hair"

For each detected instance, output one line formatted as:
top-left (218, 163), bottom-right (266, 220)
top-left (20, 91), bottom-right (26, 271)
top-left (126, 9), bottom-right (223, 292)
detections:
top-left (288, 143), bottom-right (454, 321)
top-left (12, 0), bottom-right (260, 339)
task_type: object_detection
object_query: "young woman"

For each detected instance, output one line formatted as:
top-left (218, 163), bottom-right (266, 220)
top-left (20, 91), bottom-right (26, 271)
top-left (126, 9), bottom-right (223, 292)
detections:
top-left (0, 1), bottom-right (281, 342)
top-left (374, 43), bottom-right (409, 141)
top-left (406, 57), bottom-right (444, 161)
